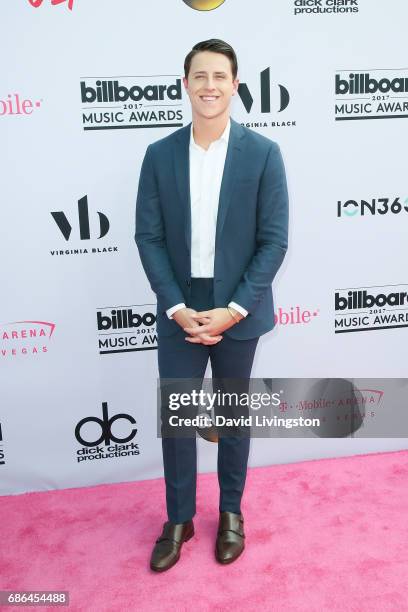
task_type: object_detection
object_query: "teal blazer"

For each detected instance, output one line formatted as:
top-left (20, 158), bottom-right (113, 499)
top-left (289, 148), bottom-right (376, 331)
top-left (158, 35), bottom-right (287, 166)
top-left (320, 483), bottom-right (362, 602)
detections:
top-left (135, 117), bottom-right (289, 340)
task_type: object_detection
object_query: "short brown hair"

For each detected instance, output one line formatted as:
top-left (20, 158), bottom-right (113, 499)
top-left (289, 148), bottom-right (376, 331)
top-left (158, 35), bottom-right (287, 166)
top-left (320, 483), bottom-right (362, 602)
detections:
top-left (184, 39), bottom-right (238, 80)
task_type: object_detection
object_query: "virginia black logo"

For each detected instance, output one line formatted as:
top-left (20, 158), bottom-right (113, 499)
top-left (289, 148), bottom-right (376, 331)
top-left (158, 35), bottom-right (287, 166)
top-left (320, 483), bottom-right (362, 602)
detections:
top-left (334, 284), bottom-right (408, 333)
top-left (335, 69), bottom-right (408, 121)
top-left (50, 196), bottom-right (118, 257)
top-left (237, 68), bottom-right (295, 130)
top-left (238, 68), bottom-right (289, 114)
top-left (51, 195), bottom-right (109, 240)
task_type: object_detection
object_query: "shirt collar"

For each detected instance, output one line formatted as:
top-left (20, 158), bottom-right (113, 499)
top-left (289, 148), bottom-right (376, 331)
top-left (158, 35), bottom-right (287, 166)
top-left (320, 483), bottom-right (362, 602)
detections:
top-left (190, 117), bottom-right (231, 150)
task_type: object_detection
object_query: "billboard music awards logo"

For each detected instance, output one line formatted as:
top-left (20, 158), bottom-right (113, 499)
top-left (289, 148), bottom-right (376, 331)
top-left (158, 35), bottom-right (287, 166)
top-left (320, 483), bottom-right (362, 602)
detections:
top-left (337, 196), bottom-right (408, 218)
top-left (1, 321), bottom-right (56, 358)
top-left (80, 76), bottom-right (184, 131)
top-left (293, 0), bottom-right (359, 15)
top-left (74, 401), bottom-right (140, 464)
top-left (0, 93), bottom-right (43, 117)
top-left (0, 424), bottom-right (5, 467)
top-left (50, 195), bottom-right (119, 256)
top-left (334, 284), bottom-right (408, 333)
top-left (97, 305), bottom-right (157, 354)
top-left (182, 0), bottom-right (225, 9)
top-left (237, 68), bottom-right (296, 129)
top-left (335, 69), bottom-right (408, 120)
top-left (274, 305), bottom-right (320, 326)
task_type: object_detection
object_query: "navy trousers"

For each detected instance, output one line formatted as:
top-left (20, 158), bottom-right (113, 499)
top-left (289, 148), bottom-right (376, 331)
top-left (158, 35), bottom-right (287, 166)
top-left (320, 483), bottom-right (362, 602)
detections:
top-left (157, 278), bottom-right (259, 523)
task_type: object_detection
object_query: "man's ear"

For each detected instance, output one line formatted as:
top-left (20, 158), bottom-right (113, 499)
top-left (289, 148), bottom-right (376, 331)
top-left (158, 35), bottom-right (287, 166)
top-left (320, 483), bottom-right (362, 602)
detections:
top-left (232, 78), bottom-right (239, 95)
top-left (183, 76), bottom-right (189, 91)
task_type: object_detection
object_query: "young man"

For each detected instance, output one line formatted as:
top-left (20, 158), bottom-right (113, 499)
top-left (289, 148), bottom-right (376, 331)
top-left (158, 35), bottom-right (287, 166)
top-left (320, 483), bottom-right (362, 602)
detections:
top-left (135, 39), bottom-right (289, 571)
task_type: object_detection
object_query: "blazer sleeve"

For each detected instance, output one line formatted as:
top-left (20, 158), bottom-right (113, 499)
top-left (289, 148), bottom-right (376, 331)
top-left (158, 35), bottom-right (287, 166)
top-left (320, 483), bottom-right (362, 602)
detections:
top-left (134, 145), bottom-right (185, 312)
top-left (229, 142), bottom-right (289, 314)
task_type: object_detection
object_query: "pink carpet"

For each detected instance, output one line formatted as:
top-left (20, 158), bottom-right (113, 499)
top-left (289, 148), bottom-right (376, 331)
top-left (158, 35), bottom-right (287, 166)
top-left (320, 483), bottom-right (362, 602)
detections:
top-left (2, 450), bottom-right (408, 611)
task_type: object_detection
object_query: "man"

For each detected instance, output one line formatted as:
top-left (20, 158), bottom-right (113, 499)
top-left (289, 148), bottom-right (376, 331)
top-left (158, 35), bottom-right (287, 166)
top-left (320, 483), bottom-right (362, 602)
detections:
top-left (135, 39), bottom-right (289, 571)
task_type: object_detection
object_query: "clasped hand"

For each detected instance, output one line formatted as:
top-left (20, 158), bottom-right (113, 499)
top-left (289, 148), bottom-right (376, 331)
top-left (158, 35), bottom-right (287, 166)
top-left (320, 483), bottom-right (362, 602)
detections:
top-left (172, 307), bottom-right (241, 345)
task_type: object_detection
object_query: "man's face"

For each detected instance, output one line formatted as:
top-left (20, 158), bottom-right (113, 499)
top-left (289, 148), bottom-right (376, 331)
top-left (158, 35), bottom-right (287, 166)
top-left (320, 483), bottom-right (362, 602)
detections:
top-left (183, 51), bottom-right (239, 120)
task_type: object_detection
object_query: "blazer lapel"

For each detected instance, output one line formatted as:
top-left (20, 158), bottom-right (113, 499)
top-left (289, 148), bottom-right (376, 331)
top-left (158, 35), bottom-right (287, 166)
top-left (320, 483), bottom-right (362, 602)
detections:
top-left (215, 118), bottom-right (245, 248)
top-left (173, 123), bottom-right (192, 251)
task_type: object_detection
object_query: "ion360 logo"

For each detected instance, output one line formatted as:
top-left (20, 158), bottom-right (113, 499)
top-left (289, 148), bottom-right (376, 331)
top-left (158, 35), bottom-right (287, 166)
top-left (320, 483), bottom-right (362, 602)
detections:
top-left (337, 196), bottom-right (408, 218)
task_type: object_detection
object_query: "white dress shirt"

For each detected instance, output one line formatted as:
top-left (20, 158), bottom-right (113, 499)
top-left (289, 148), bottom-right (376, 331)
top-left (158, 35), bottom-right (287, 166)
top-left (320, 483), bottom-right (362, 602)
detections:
top-left (166, 118), bottom-right (248, 320)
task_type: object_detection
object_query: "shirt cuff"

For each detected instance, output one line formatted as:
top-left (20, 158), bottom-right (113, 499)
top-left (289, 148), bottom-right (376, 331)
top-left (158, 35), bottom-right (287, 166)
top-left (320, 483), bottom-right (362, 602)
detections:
top-left (228, 302), bottom-right (248, 318)
top-left (166, 303), bottom-right (186, 319)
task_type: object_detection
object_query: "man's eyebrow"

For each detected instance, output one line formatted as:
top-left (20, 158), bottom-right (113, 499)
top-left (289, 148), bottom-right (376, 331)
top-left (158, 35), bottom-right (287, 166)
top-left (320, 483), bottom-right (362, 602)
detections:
top-left (192, 70), bottom-right (228, 76)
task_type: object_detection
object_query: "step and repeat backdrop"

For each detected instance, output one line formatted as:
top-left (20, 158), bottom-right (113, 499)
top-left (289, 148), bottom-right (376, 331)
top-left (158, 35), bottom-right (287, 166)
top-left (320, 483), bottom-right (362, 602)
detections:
top-left (1, 0), bottom-right (407, 495)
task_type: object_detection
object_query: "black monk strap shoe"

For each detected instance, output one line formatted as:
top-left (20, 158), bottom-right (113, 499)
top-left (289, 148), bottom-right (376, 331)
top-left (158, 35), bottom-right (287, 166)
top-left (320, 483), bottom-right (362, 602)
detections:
top-left (196, 420), bottom-right (219, 443)
top-left (150, 519), bottom-right (194, 572)
top-left (215, 511), bottom-right (245, 564)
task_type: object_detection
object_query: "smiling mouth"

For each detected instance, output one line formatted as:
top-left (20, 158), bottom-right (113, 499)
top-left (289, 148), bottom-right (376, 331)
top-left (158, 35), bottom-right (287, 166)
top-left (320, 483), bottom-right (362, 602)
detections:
top-left (200, 96), bottom-right (219, 102)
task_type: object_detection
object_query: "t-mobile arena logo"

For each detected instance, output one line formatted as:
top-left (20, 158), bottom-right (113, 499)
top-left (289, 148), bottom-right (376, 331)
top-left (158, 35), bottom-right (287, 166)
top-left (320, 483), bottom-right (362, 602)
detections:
top-left (28, 0), bottom-right (73, 10)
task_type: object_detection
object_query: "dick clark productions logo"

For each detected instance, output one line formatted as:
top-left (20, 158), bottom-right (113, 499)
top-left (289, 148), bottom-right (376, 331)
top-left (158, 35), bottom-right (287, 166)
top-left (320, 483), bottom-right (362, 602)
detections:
top-left (74, 402), bottom-right (140, 464)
